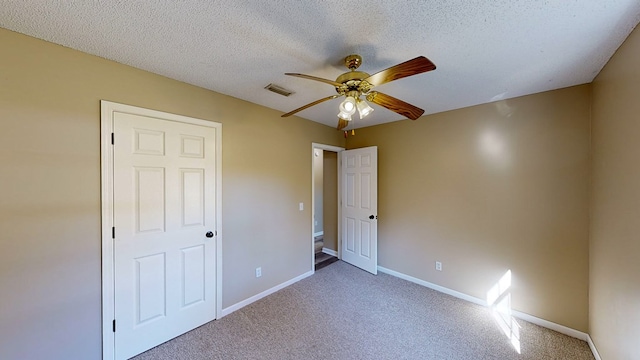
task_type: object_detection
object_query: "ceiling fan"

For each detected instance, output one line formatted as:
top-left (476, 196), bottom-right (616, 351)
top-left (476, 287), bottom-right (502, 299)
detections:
top-left (281, 54), bottom-right (436, 130)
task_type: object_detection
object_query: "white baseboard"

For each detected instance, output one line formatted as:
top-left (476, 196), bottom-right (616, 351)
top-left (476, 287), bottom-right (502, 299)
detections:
top-left (510, 310), bottom-right (588, 341)
top-left (378, 266), bottom-right (487, 307)
top-left (220, 270), bottom-right (313, 318)
top-left (313, 231), bottom-right (324, 238)
top-left (322, 248), bottom-right (337, 257)
top-left (377, 265), bottom-right (593, 344)
top-left (587, 335), bottom-right (602, 360)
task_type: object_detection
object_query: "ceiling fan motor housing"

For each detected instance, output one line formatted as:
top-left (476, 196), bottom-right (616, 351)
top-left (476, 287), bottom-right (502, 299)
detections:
top-left (335, 71), bottom-right (371, 95)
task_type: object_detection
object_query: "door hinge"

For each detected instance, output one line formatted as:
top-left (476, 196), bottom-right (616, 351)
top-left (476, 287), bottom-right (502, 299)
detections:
top-left (111, 132), bottom-right (114, 145)
top-left (112, 319), bottom-right (116, 332)
top-left (112, 227), bottom-right (115, 239)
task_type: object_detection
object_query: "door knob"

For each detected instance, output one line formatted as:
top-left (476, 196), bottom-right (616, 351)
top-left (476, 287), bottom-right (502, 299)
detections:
top-left (369, 215), bottom-right (377, 220)
top-left (206, 231), bottom-right (214, 238)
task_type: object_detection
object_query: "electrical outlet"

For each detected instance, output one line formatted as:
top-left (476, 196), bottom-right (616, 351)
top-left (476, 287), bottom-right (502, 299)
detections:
top-left (299, 202), bottom-right (304, 211)
top-left (435, 261), bottom-right (442, 271)
top-left (255, 267), bottom-right (262, 278)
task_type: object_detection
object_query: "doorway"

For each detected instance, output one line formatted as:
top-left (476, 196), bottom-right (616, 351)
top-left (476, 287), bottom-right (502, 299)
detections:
top-left (311, 143), bottom-right (344, 271)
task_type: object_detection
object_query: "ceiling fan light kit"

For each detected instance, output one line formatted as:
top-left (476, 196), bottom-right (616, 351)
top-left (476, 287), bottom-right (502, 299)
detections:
top-left (337, 110), bottom-right (352, 121)
top-left (282, 54), bottom-right (436, 130)
top-left (356, 99), bottom-right (374, 118)
top-left (339, 95), bottom-right (357, 115)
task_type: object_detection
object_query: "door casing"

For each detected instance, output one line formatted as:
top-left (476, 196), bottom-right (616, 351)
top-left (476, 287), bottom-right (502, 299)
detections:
top-left (311, 143), bottom-right (345, 271)
top-left (100, 101), bottom-right (223, 360)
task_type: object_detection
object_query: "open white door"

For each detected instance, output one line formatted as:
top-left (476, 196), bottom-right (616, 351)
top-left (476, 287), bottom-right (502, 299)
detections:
top-left (111, 110), bottom-right (219, 359)
top-left (341, 146), bottom-right (378, 274)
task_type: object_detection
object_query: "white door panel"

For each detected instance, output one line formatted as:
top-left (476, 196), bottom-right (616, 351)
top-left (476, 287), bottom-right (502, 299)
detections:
top-left (341, 146), bottom-right (378, 274)
top-left (113, 112), bottom-right (217, 360)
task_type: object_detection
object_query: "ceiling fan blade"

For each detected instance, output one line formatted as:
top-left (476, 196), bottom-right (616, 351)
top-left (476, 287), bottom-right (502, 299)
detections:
top-left (337, 118), bottom-right (349, 130)
top-left (281, 95), bottom-right (340, 117)
top-left (364, 56), bottom-right (436, 87)
top-left (366, 92), bottom-right (425, 120)
top-left (285, 73), bottom-right (343, 87)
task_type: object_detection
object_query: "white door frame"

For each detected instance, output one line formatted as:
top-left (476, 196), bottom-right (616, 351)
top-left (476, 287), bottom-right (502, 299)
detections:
top-left (311, 143), bottom-right (345, 271)
top-left (100, 101), bottom-right (223, 360)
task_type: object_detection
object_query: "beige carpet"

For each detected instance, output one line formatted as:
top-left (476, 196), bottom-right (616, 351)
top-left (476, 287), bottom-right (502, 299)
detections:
top-left (132, 261), bottom-right (594, 360)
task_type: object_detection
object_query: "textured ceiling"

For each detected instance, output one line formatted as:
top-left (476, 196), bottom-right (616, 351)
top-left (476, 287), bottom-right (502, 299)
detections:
top-left (1, 1), bottom-right (639, 129)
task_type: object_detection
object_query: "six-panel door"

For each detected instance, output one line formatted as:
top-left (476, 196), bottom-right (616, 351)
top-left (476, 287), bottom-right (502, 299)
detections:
top-left (113, 112), bottom-right (217, 359)
top-left (341, 146), bottom-right (378, 274)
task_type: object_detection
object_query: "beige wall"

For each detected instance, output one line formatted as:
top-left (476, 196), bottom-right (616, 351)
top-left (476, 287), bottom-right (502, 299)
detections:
top-left (0, 28), bottom-right (343, 360)
top-left (347, 85), bottom-right (591, 331)
top-left (590, 25), bottom-right (640, 360)
top-left (322, 151), bottom-right (338, 251)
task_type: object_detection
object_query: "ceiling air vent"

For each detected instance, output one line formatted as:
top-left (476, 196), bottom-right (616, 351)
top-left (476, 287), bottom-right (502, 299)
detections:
top-left (265, 83), bottom-right (294, 97)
